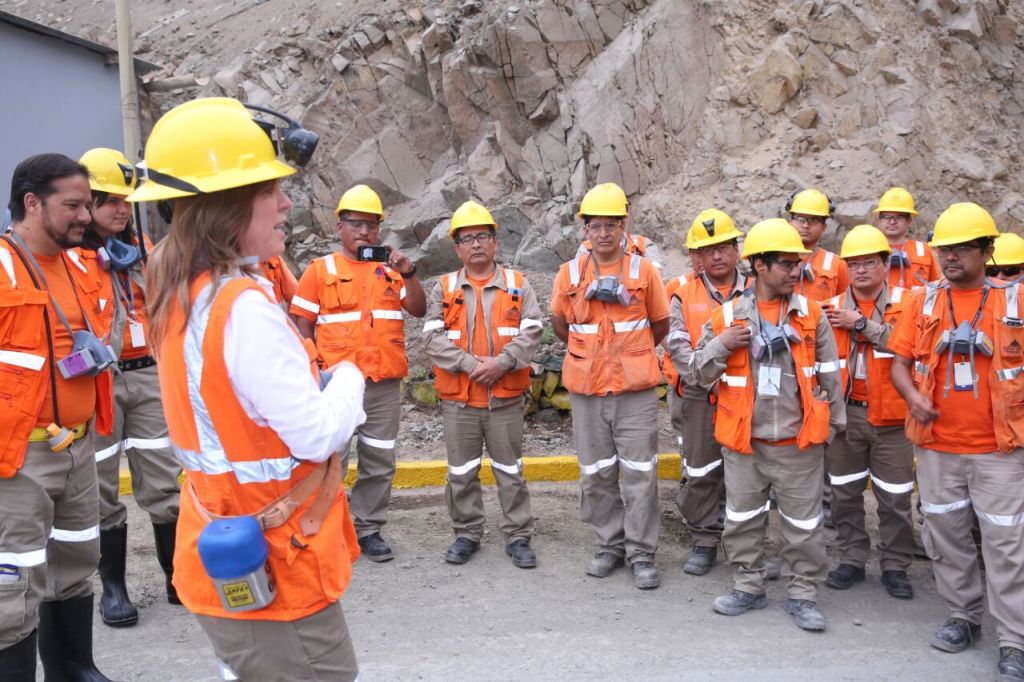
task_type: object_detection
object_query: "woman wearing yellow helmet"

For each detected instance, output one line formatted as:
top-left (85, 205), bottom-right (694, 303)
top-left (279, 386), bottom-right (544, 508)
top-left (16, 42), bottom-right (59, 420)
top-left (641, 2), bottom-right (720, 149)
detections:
top-left (132, 98), bottom-right (366, 681)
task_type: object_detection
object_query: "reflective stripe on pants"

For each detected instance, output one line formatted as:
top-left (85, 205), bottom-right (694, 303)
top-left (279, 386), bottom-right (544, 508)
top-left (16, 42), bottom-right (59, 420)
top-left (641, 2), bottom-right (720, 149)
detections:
top-left (347, 379), bottom-right (401, 537)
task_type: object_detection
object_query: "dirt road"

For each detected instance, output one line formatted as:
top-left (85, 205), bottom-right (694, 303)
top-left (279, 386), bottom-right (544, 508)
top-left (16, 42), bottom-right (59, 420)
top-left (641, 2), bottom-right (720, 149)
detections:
top-left (85, 483), bottom-right (997, 681)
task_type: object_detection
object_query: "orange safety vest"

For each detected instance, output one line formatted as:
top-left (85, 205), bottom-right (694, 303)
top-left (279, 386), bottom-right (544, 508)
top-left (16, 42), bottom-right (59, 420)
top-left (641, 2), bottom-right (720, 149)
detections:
top-left (158, 274), bottom-right (358, 621)
top-left (662, 273), bottom-right (689, 396)
top-left (828, 287), bottom-right (908, 427)
top-left (0, 240), bottom-right (114, 478)
top-left (887, 239), bottom-right (936, 289)
top-left (903, 282), bottom-right (1024, 453)
top-left (560, 253), bottom-right (662, 395)
top-left (309, 254), bottom-right (407, 380)
top-left (709, 294), bottom-right (832, 454)
top-left (798, 248), bottom-right (846, 302)
top-left (581, 232), bottom-right (650, 257)
top-left (261, 255), bottom-right (298, 306)
top-left (431, 267), bottom-right (532, 402)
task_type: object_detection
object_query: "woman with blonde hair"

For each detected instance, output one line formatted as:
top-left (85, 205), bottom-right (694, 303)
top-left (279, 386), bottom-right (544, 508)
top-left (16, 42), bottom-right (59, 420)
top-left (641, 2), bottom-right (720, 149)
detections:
top-left (131, 97), bottom-right (366, 681)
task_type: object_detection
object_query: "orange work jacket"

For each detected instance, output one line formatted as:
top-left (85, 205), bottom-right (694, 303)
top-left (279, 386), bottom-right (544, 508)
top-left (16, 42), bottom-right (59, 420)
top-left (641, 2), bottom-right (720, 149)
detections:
top-left (887, 239), bottom-right (938, 289)
top-left (261, 256), bottom-right (298, 306)
top-left (662, 273), bottom-right (689, 396)
top-left (798, 248), bottom-right (848, 302)
top-left (158, 274), bottom-right (358, 620)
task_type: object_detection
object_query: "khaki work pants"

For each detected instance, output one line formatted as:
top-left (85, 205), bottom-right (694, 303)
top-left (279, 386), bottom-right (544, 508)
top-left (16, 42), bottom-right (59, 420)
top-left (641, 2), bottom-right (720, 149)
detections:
top-left (94, 364), bottom-right (180, 530)
top-left (677, 390), bottom-right (725, 548)
top-left (344, 378), bottom-right (401, 538)
top-left (0, 433), bottom-right (100, 650)
top-left (667, 390), bottom-right (684, 453)
top-left (196, 601), bottom-right (358, 682)
top-left (917, 447), bottom-right (1024, 649)
top-left (826, 404), bottom-right (915, 570)
top-left (722, 442), bottom-right (828, 601)
top-left (441, 399), bottom-right (534, 542)
top-left (570, 389), bottom-right (660, 564)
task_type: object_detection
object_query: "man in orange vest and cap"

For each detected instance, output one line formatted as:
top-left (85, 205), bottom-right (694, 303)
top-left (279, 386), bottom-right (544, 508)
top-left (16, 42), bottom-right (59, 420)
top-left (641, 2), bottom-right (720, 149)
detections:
top-left (574, 182), bottom-right (663, 271)
top-left (692, 218), bottom-right (845, 632)
top-left (422, 200), bottom-right (543, 568)
top-left (872, 187), bottom-right (940, 289)
top-left (291, 184), bottom-right (426, 563)
top-left (551, 183), bottom-right (670, 590)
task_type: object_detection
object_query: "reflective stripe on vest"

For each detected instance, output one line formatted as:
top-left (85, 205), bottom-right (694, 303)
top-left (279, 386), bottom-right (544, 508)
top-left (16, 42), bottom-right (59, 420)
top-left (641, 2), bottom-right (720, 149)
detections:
top-left (822, 251), bottom-right (834, 271)
top-left (916, 241), bottom-right (925, 257)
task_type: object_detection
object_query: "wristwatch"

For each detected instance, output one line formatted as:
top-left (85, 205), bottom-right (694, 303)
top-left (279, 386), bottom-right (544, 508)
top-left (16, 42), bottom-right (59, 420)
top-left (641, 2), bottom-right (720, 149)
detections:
top-left (853, 315), bottom-right (868, 333)
top-left (399, 264), bottom-right (418, 278)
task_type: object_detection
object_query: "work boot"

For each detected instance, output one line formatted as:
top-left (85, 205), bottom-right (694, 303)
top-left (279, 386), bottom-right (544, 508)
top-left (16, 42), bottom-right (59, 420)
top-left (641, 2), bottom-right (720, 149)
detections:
top-left (998, 647), bottom-right (1024, 681)
top-left (0, 629), bottom-right (36, 682)
top-left (151, 522), bottom-right (182, 605)
top-left (631, 561), bottom-right (660, 590)
top-left (586, 552), bottom-right (625, 578)
top-left (39, 595), bottom-right (117, 681)
top-left (444, 537), bottom-right (479, 565)
top-left (683, 545), bottom-right (716, 576)
top-left (825, 563), bottom-right (865, 590)
top-left (712, 590), bottom-right (767, 616)
top-left (504, 539), bottom-right (537, 569)
top-left (358, 532), bottom-right (394, 563)
top-left (98, 524), bottom-right (139, 627)
top-left (880, 570), bottom-right (914, 599)
top-left (784, 599), bottom-right (827, 632)
top-left (930, 617), bottom-right (981, 653)
top-left (765, 558), bottom-right (781, 581)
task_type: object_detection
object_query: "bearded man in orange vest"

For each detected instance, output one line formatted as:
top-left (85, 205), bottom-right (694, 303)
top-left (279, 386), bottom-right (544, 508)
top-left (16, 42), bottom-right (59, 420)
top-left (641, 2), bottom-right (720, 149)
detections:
top-left (692, 218), bottom-right (845, 632)
top-left (551, 184), bottom-right (670, 590)
top-left (666, 209), bottom-right (747, 576)
top-left (822, 225), bottom-right (916, 600)
top-left (0, 154), bottom-right (117, 681)
top-left (422, 201), bottom-right (543, 568)
top-left (890, 203), bottom-right (1024, 681)
top-left (291, 184), bottom-right (426, 563)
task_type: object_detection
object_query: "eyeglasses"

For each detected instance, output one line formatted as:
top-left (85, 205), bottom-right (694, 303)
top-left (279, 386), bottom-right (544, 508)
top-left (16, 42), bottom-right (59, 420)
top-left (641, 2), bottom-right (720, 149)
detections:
top-left (586, 220), bottom-right (623, 234)
top-left (697, 241), bottom-right (737, 256)
top-left (987, 266), bottom-right (1022, 278)
top-left (454, 232), bottom-right (495, 246)
top-left (338, 219), bottom-right (381, 232)
top-left (791, 215), bottom-right (825, 227)
top-left (878, 213), bottom-right (910, 223)
top-left (847, 258), bottom-right (883, 271)
top-left (770, 259), bottom-right (803, 272)
top-left (936, 243), bottom-right (983, 258)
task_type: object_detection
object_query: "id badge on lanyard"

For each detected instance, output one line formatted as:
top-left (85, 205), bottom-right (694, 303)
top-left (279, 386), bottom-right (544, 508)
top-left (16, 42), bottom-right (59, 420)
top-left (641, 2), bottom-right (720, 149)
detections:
top-left (757, 365), bottom-right (782, 397)
top-left (953, 362), bottom-right (975, 392)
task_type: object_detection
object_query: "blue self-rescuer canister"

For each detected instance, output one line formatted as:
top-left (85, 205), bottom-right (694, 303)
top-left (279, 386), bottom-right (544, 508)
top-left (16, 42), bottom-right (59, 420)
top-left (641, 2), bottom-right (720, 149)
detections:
top-left (197, 516), bottom-right (276, 612)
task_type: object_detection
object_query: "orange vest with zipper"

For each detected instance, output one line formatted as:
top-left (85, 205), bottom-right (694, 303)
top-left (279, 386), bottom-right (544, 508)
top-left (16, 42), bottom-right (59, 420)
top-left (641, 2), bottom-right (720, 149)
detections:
top-left (887, 239), bottom-right (937, 289)
top-left (159, 274), bottom-right (358, 621)
top-left (828, 288), bottom-right (908, 427)
top-left (798, 248), bottom-right (847, 302)
top-left (710, 294), bottom-right (831, 454)
top-left (662, 273), bottom-right (689, 396)
top-left (433, 267), bottom-right (532, 402)
top-left (560, 253), bottom-right (662, 395)
top-left (0, 239), bottom-right (113, 478)
top-left (903, 282), bottom-right (1024, 453)
top-left (308, 254), bottom-right (407, 379)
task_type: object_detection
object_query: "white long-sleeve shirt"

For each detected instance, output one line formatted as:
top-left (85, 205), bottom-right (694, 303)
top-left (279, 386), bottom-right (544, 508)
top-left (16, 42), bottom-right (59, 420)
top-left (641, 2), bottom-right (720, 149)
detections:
top-left (223, 274), bottom-right (366, 462)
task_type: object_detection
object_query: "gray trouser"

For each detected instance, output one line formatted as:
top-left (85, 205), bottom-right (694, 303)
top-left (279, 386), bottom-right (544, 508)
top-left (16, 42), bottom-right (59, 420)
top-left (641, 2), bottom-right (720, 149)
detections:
top-left (196, 601), bottom-right (358, 682)
top-left (667, 389), bottom-right (684, 453)
top-left (826, 404), bottom-right (915, 570)
top-left (348, 378), bottom-right (401, 537)
top-left (917, 447), bottom-right (1024, 649)
top-left (94, 364), bottom-right (180, 529)
top-left (0, 433), bottom-right (100, 650)
top-left (722, 442), bottom-right (828, 601)
top-left (677, 390), bottom-right (725, 548)
top-left (570, 389), bottom-right (660, 564)
top-left (441, 399), bottom-right (534, 542)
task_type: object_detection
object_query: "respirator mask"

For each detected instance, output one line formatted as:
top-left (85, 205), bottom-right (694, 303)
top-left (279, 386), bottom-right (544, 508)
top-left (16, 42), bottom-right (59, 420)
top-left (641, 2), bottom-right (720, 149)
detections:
top-left (585, 276), bottom-right (633, 305)
top-left (751, 321), bottom-right (801, 360)
top-left (97, 237), bottom-right (142, 272)
top-left (935, 320), bottom-right (993, 358)
top-left (57, 330), bottom-right (118, 379)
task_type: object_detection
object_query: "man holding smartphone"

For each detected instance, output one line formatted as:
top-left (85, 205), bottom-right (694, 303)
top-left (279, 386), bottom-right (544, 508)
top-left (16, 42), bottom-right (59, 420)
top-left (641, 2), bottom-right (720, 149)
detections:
top-left (291, 184), bottom-right (426, 563)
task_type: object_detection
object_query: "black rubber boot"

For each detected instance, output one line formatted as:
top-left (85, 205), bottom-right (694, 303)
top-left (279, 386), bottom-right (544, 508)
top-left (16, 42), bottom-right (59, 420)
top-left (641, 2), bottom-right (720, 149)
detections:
top-left (152, 522), bottom-right (182, 605)
top-left (0, 630), bottom-right (37, 682)
top-left (98, 525), bottom-right (138, 627)
top-left (39, 595), bottom-right (117, 681)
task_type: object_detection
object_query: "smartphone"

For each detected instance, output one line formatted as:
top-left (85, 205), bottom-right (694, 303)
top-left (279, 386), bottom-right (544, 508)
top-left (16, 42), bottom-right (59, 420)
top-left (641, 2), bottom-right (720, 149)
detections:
top-left (356, 245), bottom-right (391, 262)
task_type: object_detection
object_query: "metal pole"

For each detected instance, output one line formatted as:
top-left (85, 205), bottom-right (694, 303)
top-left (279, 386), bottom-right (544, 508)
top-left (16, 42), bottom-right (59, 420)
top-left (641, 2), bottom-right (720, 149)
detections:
top-left (114, 0), bottom-right (150, 249)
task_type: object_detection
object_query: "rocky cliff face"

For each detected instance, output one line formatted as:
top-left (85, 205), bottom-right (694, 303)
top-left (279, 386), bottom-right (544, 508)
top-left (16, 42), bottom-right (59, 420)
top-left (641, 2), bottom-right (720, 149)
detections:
top-left (17, 0), bottom-right (1023, 274)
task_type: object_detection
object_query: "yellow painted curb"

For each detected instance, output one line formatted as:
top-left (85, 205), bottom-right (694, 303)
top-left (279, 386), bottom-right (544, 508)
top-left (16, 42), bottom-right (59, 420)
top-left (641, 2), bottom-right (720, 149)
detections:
top-left (118, 454), bottom-right (685, 496)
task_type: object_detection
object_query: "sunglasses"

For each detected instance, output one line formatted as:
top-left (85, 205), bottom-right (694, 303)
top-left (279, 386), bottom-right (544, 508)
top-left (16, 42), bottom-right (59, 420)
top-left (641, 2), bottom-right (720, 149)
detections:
top-left (987, 266), bottom-right (1022, 278)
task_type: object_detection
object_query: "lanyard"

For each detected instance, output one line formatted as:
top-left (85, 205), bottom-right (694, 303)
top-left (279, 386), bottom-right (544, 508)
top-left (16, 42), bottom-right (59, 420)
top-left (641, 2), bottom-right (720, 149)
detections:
top-left (845, 289), bottom-right (886, 397)
top-left (942, 285), bottom-right (989, 399)
top-left (588, 252), bottom-right (629, 282)
top-left (946, 286), bottom-right (989, 331)
top-left (8, 231), bottom-right (96, 339)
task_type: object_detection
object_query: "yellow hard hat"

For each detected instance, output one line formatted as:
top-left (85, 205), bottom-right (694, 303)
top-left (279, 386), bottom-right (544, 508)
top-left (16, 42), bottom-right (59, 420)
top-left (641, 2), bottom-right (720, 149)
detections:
top-left (991, 233), bottom-right (1024, 267)
top-left (873, 187), bottom-right (918, 216)
top-left (335, 184), bottom-right (384, 218)
top-left (840, 224), bottom-right (891, 259)
top-left (687, 208), bottom-right (742, 250)
top-left (741, 218), bottom-right (812, 258)
top-left (127, 98), bottom-right (295, 203)
top-left (929, 202), bottom-right (999, 248)
top-left (79, 148), bottom-right (135, 196)
top-left (449, 200), bottom-right (497, 238)
top-left (785, 188), bottom-right (834, 217)
top-left (578, 182), bottom-right (628, 218)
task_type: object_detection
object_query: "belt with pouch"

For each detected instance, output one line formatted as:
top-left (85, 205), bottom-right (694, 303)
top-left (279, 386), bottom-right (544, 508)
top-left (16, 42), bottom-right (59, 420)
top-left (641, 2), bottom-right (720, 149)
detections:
top-left (118, 356), bottom-right (157, 372)
top-left (29, 423), bottom-right (87, 443)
